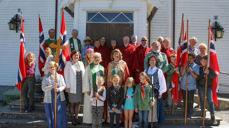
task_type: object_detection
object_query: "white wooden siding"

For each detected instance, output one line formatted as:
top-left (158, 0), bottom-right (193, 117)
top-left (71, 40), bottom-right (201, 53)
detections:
top-left (175, 0), bottom-right (229, 86)
top-left (0, 0), bottom-right (73, 86)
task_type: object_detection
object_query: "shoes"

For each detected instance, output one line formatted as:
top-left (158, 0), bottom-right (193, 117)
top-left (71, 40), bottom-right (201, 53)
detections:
top-left (211, 114), bottom-right (218, 126)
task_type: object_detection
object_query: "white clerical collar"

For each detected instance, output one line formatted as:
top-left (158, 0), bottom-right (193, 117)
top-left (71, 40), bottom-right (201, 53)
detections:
top-left (50, 38), bottom-right (54, 40)
top-left (124, 43), bottom-right (129, 47)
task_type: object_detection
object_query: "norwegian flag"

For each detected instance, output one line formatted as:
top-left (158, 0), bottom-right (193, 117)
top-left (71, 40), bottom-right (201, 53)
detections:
top-left (16, 13), bottom-right (26, 90)
top-left (58, 10), bottom-right (70, 75)
top-left (171, 17), bottom-right (184, 103)
top-left (38, 16), bottom-right (46, 77)
top-left (179, 32), bottom-right (188, 67)
top-left (209, 24), bottom-right (220, 106)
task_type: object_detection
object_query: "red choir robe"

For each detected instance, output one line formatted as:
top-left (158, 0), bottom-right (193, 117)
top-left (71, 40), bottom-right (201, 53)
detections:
top-left (133, 44), bottom-right (151, 84)
top-left (99, 44), bottom-right (110, 69)
top-left (119, 43), bottom-right (135, 75)
top-left (161, 46), bottom-right (176, 63)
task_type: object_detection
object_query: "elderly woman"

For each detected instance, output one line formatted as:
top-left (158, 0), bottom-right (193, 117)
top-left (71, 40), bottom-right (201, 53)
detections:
top-left (42, 61), bottom-right (67, 128)
top-left (144, 41), bottom-right (168, 73)
top-left (83, 52), bottom-right (105, 124)
top-left (161, 38), bottom-right (176, 63)
top-left (189, 37), bottom-right (199, 55)
top-left (64, 50), bottom-right (85, 125)
top-left (107, 49), bottom-right (130, 88)
top-left (195, 43), bottom-right (207, 66)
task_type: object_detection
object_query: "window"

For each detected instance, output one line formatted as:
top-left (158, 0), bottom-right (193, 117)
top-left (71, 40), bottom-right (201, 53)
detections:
top-left (87, 12), bottom-right (133, 24)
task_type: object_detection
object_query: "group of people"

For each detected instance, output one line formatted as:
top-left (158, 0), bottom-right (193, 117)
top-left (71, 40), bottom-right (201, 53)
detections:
top-left (21, 28), bottom-right (218, 128)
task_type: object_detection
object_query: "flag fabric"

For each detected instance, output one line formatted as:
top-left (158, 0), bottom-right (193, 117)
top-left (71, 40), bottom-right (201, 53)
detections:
top-left (16, 13), bottom-right (26, 90)
top-left (179, 32), bottom-right (188, 67)
top-left (209, 24), bottom-right (220, 106)
top-left (58, 10), bottom-right (70, 75)
top-left (171, 17), bottom-right (184, 103)
top-left (38, 16), bottom-right (46, 77)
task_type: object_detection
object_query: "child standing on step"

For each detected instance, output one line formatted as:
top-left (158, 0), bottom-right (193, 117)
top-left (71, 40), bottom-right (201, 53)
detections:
top-left (124, 77), bottom-right (135, 128)
top-left (166, 54), bottom-right (179, 109)
top-left (90, 76), bottom-right (106, 128)
top-left (180, 53), bottom-right (199, 118)
top-left (22, 52), bottom-right (36, 112)
top-left (134, 72), bottom-right (153, 128)
top-left (107, 75), bottom-right (124, 128)
top-left (196, 56), bottom-right (217, 125)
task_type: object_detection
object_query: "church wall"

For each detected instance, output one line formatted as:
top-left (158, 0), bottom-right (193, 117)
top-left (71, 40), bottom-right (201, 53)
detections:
top-left (175, 0), bottom-right (229, 88)
top-left (0, 0), bottom-right (73, 86)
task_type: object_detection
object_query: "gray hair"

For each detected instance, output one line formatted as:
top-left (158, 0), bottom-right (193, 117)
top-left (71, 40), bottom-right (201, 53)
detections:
top-left (157, 36), bottom-right (164, 41)
top-left (123, 36), bottom-right (130, 41)
top-left (131, 35), bottom-right (137, 40)
top-left (72, 29), bottom-right (78, 34)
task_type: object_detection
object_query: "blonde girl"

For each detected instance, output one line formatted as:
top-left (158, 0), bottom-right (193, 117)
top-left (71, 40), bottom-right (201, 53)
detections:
top-left (124, 77), bottom-right (135, 128)
top-left (22, 52), bottom-right (36, 112)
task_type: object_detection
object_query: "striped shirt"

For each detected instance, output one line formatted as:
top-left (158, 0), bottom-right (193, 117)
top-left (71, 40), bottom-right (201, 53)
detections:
top-left (26, 62), bottom-right (36, 77)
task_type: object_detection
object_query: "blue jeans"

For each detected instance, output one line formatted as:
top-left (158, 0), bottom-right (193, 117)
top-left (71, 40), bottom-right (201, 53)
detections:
top-left (199, 87), bottom-right (215, 115)
top-left (138, 110), bottom-right (149, 128)
top-left (153, 98), bottom-right (165, 126)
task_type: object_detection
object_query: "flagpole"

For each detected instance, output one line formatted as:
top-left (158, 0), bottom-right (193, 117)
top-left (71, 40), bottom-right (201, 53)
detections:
top-left (55, 0), bottom-right (58, 40)
top-left (202, 19), bottom-right (211, 127)
top-left (172, 13), bottom-right (184, 115)
top-left (20, 83), bottom-right (22, 112)
top-left (184, 19), bottom-right (189, 125)
top-left (55, 69), bottom-right (57, 128)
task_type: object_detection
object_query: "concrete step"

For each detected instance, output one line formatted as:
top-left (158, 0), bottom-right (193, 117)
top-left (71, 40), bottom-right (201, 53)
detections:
top-left (165, 114), bottom-right (222, 126)
top-left (0, 118), bottom-right (109, 128)
top-left (8, 100), bottom-right (84, 113)
top-left (0, 110), bottom-right (83, 121)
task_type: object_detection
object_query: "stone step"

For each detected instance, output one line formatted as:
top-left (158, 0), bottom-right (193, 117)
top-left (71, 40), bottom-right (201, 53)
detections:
top-left (8, 100), bottom-right (84, 113)
top-left (165, 114), bottom-right (222, 126)
top-left (0, 118), bottom-right (108, 128)
top-left (0, 110), bottom-right (83, 121)
top-left (0, 114), bottom-right (222, 128)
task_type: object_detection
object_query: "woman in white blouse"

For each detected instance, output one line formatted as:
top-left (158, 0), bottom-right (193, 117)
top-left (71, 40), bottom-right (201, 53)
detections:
top-left (64, 50), bottom-right (85, 125)
top-left (144, 54), bottom-right (167, 127)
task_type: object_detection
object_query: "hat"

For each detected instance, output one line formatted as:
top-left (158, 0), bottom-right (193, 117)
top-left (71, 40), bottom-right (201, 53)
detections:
top-left (86, 48), bottom-right (94, 54)
top-left (84, 36), bottom-right (92, 42)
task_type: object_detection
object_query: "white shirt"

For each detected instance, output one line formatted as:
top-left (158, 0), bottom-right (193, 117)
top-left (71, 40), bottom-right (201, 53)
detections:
top-left (90, 87), bottom-right (106, 106)
top-left (144, 66), bottom-right (167, 95)
top-left (73, 38), bottom-right (79, 51)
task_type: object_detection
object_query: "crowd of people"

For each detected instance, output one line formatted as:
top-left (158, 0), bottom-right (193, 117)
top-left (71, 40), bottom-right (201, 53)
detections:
top-left (21, 28), bottom-right (218, 128)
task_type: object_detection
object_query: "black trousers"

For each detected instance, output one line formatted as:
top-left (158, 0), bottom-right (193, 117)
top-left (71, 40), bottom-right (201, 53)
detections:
top-left (182, 90), bottom-right (195, 115)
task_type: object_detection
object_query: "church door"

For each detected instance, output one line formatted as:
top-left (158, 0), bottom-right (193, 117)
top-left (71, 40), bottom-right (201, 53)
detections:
top-left (86, 12), bottom-right (134, 47)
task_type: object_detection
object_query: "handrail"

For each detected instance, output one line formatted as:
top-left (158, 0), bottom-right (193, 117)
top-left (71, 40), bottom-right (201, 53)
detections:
top-left (220, 72), bottom-right (229, 75)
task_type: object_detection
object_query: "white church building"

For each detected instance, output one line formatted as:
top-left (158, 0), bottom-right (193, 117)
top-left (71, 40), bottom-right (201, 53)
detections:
top-left (0, 0), bottom-right (229, 92)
